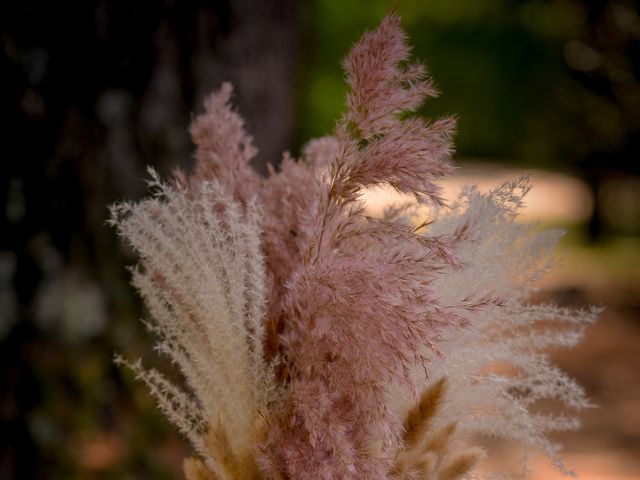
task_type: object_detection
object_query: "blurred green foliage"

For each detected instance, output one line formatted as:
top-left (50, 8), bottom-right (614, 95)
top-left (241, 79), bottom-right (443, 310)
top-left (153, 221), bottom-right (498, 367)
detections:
top-left (296, 0), bottom-right (640, 173)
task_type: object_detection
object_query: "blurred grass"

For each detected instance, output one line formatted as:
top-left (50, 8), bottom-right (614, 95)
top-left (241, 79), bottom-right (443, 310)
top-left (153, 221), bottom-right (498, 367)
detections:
top-left (547, 228), bottom-right (640, 292)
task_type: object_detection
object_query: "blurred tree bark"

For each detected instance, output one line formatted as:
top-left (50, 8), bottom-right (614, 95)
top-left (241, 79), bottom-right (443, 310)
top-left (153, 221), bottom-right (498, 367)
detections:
top-left (564, 1), bottom-right (640, 241)
top-left (0, 1), bottom-right (299, 478)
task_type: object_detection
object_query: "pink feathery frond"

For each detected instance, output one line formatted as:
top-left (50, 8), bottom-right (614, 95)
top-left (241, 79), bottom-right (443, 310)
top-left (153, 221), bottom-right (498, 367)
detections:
top-left (343, 14), bottom-right (437, 138)
top-left (331, 14), bottom-right (455, 206)
top-left (259, 14), bottom-right (465, 479)
top-left (188, 82), bottom-right (261, 204)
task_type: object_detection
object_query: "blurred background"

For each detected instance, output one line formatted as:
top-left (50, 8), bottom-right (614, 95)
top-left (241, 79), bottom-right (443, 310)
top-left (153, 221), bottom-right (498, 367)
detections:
top-left (1, 1), bottom-right (639, 478)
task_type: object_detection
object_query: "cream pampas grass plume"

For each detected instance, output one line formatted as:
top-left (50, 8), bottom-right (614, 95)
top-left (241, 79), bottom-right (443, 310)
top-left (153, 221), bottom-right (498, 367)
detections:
top-left (111, 14), bottom-right (598, 480)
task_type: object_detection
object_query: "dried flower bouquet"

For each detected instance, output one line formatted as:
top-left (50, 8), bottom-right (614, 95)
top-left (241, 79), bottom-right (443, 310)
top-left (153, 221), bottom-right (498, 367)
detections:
top-left (111, 14), bottom-right (598, 480)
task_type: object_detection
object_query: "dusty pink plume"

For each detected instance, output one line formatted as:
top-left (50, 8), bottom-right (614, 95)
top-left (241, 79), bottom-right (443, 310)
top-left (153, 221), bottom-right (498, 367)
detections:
top-left (112, 11), bottom-right (596, 480)
top-left (252, 14), bottom-right (468, 479)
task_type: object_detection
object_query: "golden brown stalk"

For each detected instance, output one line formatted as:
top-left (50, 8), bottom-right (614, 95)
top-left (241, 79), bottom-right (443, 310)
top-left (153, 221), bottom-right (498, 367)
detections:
top-left (393, 378), bottom-right (449, 476)
top-left (403, 377), bottom-right (448, 449)
top-left (184, 457), bottom-right (220, 480)
top-left (183, 418), bottom-right (266, 480)
top-left (394, 424), bottom-right (456, 477)
top-left (422, 422), bottom-right (456, 456)
top-left (413, 451), bottom-right (437, 477)
top-left (438, 447), bottom-right (486, 480)
top-left (206, 421), bottom-right (240, 478)
top-left (391, 377), bottom-right (484, 480)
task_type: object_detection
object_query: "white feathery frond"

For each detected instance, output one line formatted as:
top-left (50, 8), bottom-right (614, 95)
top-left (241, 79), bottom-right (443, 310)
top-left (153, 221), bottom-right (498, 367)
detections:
top-left (111, 172), bottom-right (279, 458)
top-left (389, 178), bottom-right (599, 478)
top-left (114, 356), bottom-right (207, 455)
